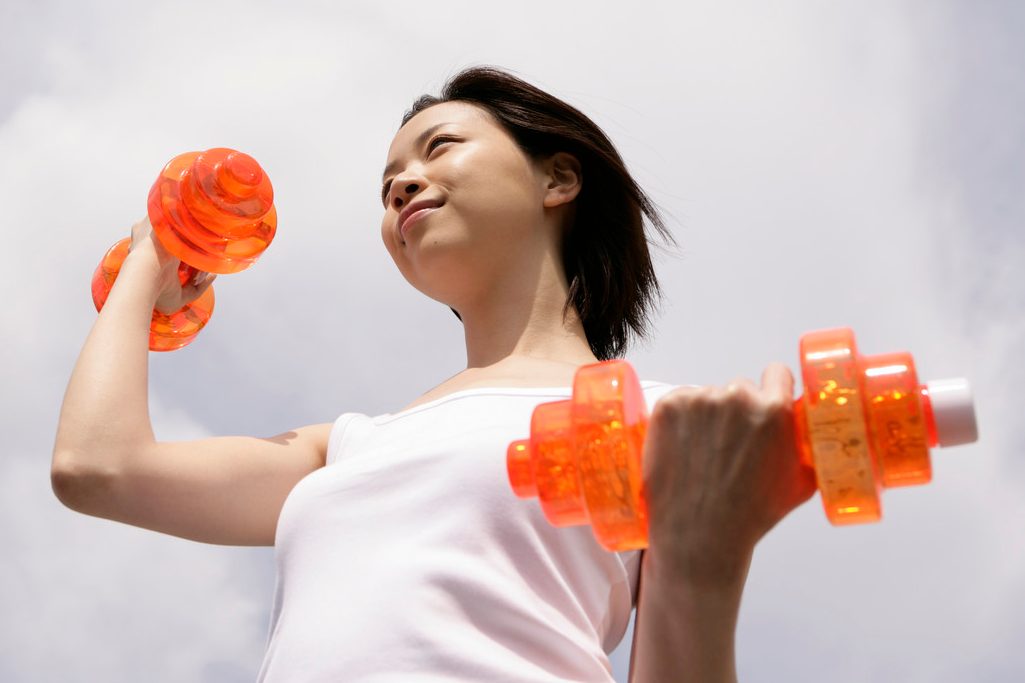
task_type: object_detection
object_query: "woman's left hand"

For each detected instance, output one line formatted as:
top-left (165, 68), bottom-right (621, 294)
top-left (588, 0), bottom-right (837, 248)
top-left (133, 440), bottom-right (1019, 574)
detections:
top-left (640, 362), bottom-right (818, 584)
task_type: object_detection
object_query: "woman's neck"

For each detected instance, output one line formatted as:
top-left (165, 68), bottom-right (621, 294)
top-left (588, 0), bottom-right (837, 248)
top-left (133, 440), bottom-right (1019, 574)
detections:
top-left (458, 254), bottom-right (597, 369)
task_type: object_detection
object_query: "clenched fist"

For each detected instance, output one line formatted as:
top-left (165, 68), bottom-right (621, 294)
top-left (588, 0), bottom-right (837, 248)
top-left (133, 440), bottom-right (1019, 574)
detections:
top-left (640, 362), bottom-right (818, 584)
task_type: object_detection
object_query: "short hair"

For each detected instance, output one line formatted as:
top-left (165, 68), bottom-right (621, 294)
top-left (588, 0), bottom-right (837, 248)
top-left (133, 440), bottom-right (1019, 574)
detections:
top-left (398, 65), bottom-right (678, 361)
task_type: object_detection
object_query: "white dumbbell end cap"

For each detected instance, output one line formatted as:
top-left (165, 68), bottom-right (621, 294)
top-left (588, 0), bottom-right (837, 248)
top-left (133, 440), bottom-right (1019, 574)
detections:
top-left (926, 378), bottom-right (978, 447)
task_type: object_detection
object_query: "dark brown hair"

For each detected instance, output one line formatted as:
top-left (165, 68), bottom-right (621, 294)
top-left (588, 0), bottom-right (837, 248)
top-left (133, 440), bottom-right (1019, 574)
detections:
top-left (399, 65), bottom-right (678, 361)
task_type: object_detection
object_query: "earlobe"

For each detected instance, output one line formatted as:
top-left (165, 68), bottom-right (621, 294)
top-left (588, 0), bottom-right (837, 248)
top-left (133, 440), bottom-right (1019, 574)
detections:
top-left (543, 152), bottom-right (582, 208)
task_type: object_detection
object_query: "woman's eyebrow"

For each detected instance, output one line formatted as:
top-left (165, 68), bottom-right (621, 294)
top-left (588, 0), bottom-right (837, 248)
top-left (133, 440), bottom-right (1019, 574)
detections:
top-left (381, 123), bottom-right (452, 182)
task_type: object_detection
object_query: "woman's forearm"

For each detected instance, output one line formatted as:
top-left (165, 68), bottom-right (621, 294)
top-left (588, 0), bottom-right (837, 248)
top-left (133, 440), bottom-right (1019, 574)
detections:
top-left (52, 249), bottom-right (164, 477)
top-left (628, 547), bottom-right (751, 683)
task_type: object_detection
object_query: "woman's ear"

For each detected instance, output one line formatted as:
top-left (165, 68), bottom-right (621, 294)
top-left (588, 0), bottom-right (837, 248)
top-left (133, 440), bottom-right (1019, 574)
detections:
top-left (542, 152), bottom-right (582, 208)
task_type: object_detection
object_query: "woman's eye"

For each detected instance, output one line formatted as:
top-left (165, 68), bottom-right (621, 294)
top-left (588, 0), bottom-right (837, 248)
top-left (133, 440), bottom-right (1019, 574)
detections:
top-left (427, 135), bottom-right (454, 151)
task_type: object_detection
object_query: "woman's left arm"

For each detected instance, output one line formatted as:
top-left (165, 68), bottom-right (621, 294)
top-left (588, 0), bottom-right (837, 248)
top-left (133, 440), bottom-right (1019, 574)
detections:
top-left (627, 363), bottom-right (818, 683)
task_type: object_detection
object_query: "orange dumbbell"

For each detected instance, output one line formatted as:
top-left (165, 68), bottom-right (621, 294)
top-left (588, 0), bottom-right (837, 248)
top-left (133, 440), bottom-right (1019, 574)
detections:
top-left (506, 327), bottom-right (978, 551)
top-left (91, 148), bottom-right (277, 351)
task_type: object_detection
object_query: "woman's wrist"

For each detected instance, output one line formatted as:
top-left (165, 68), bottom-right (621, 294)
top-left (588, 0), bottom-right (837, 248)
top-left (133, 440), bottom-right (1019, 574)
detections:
top-left (644, 532), bottom-right (755, 590)
top-left (629, 546), bottom-right (750, 683)
top-left (117, 247), bottom-right (168, 308)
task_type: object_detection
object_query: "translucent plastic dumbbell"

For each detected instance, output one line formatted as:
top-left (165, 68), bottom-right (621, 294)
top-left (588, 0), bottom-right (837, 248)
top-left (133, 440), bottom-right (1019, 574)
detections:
top-left (506, 327), bottom-right (978, 551)
top-left (91, 148), bottom-right (277, 351)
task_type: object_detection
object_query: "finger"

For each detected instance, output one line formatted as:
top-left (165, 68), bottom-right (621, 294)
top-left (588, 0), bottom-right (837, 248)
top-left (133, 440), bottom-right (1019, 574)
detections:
top-left (760, 362), bottom-right (794, 403)
top-left (130, 215), bottom-right (150, 232)
top-left (195, 273), bottom-right (216, 295)
top-left (723, 377), bottom-right (758, 399)
top-left (184, 273), bottom-right (217, 299)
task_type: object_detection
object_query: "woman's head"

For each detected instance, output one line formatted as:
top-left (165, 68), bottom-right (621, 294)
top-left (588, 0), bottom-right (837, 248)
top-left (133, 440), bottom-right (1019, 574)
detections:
top-left (380, 66), bottom-right (676, 361)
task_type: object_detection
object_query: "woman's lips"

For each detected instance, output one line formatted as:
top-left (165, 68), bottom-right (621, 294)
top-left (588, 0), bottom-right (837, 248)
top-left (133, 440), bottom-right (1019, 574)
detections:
top-left (400, 206), bottom-right (439, 238)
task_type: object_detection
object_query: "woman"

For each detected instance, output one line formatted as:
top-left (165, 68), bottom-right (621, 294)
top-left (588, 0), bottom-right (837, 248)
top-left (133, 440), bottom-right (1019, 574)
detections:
top-left (52, 66), bottom-right (815, 681)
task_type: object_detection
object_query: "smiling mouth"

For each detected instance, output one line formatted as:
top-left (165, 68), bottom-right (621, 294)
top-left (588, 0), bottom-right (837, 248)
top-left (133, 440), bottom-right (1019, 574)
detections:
top-left (400, 206), bottom-right (440, 239)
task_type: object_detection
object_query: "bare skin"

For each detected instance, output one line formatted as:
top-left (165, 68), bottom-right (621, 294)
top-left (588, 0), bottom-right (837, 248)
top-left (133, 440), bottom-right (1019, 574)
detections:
top-left (378, 101), bottom-right (598, 406)
top-left (629, 368), bottom-right (816, 682)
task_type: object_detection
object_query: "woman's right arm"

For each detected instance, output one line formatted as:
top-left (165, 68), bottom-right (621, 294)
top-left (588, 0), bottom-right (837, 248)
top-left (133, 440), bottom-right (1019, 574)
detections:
top-left (51, 218), bottom-right (331, 547)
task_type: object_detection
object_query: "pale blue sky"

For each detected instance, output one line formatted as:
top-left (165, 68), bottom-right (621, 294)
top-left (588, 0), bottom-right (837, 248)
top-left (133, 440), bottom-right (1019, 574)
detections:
top-left (2, 2), bottom-right (1022, 681)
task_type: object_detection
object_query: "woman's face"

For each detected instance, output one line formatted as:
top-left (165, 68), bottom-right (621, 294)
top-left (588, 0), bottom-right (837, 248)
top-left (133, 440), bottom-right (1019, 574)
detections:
top-left (379, 101), bottom-right (554, 312)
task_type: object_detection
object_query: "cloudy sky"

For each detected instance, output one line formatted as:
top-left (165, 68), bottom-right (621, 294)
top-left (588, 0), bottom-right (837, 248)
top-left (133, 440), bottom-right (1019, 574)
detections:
top-left (2, 1), bottom-right (1022, 681)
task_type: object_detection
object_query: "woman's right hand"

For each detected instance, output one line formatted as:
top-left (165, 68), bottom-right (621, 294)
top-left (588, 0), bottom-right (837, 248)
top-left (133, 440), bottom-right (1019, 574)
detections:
top-left (127, 216), bottom-right (216, 314)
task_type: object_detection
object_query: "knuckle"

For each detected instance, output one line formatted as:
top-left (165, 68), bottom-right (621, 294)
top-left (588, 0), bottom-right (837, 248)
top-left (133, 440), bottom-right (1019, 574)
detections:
top-left (691, 386), bottom-right (723, 409)
top-left (754, 395), bottom-right (789, 423)
top-left (722, 381), bottom-right (756, 407)
top-left (651, 387), bottom-right (700, 419)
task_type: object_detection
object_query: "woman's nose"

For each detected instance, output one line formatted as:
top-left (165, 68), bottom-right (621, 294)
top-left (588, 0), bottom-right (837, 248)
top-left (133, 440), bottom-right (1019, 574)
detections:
top-left (392, 182), bottom-right (421, 210)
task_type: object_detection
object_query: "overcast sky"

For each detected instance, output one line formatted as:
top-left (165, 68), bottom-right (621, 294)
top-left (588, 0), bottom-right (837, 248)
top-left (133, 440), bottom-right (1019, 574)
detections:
top-left (2, 1), bottom-right (1022, 681)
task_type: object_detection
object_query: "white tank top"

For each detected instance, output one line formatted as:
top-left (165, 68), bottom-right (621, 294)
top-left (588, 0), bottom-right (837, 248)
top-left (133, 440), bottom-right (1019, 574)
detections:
top-left (258, 381), bottom-right (679, 682)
